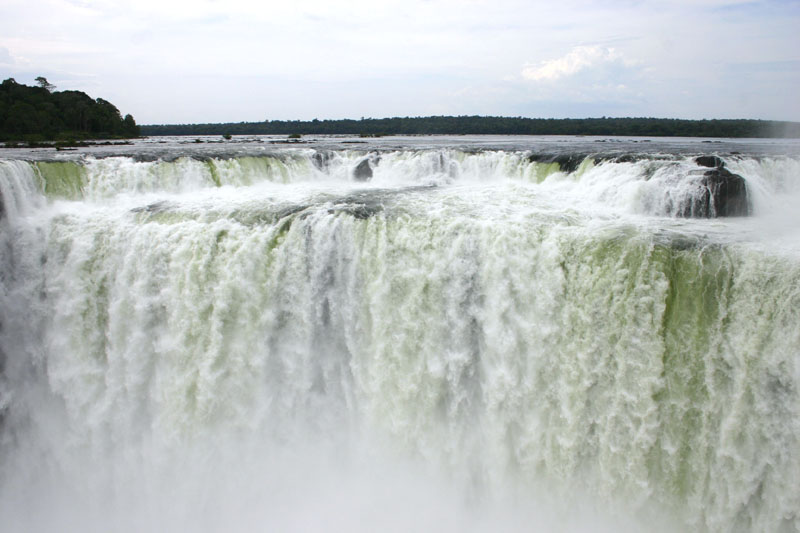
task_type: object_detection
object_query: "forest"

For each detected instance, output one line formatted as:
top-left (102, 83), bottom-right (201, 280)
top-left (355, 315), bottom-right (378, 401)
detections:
top-left (0, 77), bottom-right (140, 142)
top-left (142, 115), bottom-right (800, 138)
top-left (4, 76), bottom-right (798, 141)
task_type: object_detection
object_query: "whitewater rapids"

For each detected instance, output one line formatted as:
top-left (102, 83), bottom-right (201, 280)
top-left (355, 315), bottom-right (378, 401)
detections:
top-left (0, 137), bottom-right (798, 532)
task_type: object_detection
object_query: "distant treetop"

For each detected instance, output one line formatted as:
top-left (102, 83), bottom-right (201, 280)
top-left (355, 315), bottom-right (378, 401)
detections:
top-left (35, 76), bottom-right (55, 92)
top-left (140, 115), bottom-right (800, 138)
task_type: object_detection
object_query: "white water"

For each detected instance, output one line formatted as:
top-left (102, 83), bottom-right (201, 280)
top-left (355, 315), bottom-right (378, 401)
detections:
top-left (1, 144), bottom-right (799, 532)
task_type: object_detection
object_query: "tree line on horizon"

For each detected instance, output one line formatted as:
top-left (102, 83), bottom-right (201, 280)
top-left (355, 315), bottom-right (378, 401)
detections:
top-left (141, 115), bottom-right (800, 138)
top-left (0, 77), bottom-right (140, 142)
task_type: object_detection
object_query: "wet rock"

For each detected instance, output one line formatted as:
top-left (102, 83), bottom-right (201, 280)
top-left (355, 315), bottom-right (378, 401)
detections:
top-left (353, 159), bottom-right (373, 181)
top-left (312, 151), bottom-right (332, 171)
top-left (528, 153), bottom-right (588, 173)
top-left (695, 155), bottom-right (726, 169)
top-left (552, 154), bottom-right (588, 173)
top-left (681, 167), bottom-right (750, 217)
top-left (334, 203), bottom-right (383, 219)
top-left (704, 168), bottom-right (749, 216)
top-left (334, 190), bottom-right (387, 219)
top-left (131, 200), bottom-right (173, 214)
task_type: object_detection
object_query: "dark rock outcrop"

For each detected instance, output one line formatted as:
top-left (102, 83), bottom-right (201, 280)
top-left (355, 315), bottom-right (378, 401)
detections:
top-left (131, 200), bottom-right (174, 214)
top-left (681, 167), bottom-right (750, 217)
top-left (312, 151), bottom-right (332, 171)
top-left (353, 159), bottom-right (373, 181)
top-left (613, 154), bottom-right (639, 164)
top-left (334, 203), bottom-right (383, 220)
top-left (552, 154), bottom-right (587, 173)
top-left (528, 153), bottom-right (588, 173)
top-left (695, 155), bottom-right (726, 169)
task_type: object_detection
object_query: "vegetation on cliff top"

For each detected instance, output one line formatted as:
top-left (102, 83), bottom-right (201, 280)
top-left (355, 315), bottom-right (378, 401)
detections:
top-left (0, 77), bottom-right (140, 142)
top-left (4, 75), bottom-right (796, 141)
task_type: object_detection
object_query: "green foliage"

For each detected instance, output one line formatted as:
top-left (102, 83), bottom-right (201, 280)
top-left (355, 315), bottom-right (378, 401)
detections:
top-left (141, 115), bottom-right (800, 138)
top-left (287, 133), bottom-right (302, 139)
top-left (0, 77), bottom-right (141, 141)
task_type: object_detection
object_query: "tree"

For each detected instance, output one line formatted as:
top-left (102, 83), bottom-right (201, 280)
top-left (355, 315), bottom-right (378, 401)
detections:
top-left (0, 78), bottom-right (140, 140)
top-left (122, 114), bottom-right (140, 137)
top-left (35, 76), bottom-right (56, 92)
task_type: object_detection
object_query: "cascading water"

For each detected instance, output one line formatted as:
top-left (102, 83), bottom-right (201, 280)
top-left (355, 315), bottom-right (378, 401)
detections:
top-left (1, 138), bottom-right (799, 532)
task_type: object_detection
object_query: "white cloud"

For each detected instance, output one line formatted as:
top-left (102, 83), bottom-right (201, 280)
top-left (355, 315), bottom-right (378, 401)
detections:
top-left (521, 46), bottom-right (624, 82)
top-left (0, 47), bottom-right (13, 65)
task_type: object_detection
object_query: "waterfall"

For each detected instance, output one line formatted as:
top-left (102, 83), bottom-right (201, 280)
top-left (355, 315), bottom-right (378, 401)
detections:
top-left (1, 147), bottom-right (798, 532)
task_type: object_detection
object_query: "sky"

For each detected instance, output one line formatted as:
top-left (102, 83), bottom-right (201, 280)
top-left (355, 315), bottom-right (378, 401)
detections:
top-left (1, 0), bottom-right (799, 124)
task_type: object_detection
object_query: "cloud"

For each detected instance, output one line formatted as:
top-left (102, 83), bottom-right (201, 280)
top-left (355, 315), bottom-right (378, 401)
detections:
top-left (2, 0), bottom-right (798, 121)
top-left (0, 47), bottom-right (13, 65)
top-left (521, 46), bottom-right (624, 82)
